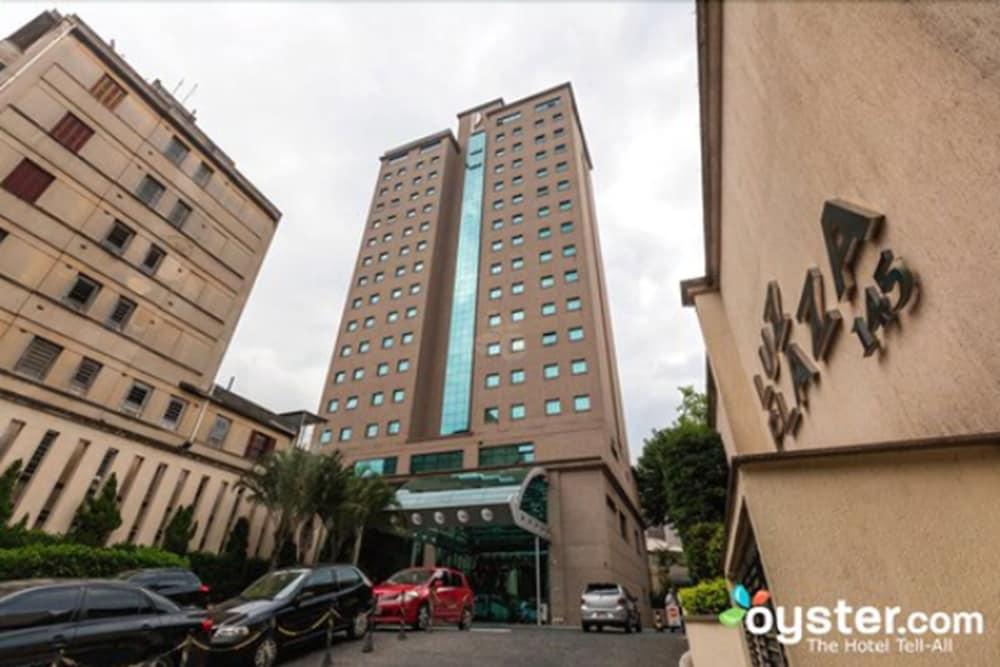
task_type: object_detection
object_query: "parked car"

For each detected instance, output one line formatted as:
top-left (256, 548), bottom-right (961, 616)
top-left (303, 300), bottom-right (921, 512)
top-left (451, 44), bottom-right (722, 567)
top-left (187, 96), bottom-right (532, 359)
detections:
top-left (580, 582), bottom-right (642, 633)
top-left (117, 568), bottom-right (210, 608)
top-left (372, 567), bottom-right (474, 630)
top-left (209, 564), bottom-right (374, 667)
top-left (0, 578), bottom-right (213, 667)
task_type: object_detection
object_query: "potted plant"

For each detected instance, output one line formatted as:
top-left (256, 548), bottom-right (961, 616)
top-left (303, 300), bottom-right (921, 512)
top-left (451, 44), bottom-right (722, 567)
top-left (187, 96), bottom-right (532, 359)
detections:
top-left (678, 578), bottom-right (750, 666)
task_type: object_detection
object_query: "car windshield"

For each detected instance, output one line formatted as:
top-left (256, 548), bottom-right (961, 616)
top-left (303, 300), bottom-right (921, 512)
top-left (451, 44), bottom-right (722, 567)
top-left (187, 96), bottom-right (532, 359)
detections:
top-left (240, 570), bottom-right (308, 601)
top-left (387, 569), bottom-right (433, 585)
top-left (585, 584), bottom-right (619, 596)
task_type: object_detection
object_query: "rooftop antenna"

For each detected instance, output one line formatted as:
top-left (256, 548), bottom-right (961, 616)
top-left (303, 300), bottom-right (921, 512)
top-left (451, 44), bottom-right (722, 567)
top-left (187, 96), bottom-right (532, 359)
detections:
top-left (226, 375), bottom-right (235, 391)
top-left (171, 78), bottom-right (185, 97)
top-left (181, 82), bottom-right (199, 106)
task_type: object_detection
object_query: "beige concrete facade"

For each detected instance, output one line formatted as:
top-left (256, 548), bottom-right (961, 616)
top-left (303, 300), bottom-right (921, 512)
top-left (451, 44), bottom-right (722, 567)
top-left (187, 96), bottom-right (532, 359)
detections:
top-left (0, 12), bottom-right (299, 556)
top-left (682, 2), bottom-right (1000, 664)
top-left (314, 84), bottom-right (651, 625)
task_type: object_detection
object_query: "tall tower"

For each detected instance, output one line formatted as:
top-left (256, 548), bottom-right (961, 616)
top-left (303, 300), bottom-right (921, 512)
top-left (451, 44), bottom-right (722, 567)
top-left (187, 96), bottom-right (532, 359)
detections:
top-left (316, 83), bottom-right (650, 625)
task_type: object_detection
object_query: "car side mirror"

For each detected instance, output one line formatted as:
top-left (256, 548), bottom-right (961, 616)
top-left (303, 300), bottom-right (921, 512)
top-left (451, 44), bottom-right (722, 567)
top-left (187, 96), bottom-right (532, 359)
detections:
top-left (430, 579), bottom-right (441, 589)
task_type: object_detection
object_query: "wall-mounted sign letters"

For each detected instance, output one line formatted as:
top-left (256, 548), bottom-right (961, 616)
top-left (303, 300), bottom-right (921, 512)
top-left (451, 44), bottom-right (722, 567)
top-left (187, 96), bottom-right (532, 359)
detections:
top-left (752, 199), bottom-right (920, 445)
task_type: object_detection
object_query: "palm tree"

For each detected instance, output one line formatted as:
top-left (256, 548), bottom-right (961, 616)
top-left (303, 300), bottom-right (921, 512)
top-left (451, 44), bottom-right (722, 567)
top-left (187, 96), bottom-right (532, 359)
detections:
top-left (345, 475), bottom-right (399, 565)
top-left (237, 448), bottom-right (319, 570)
top-left (310, 451), bottom-right (352, 562)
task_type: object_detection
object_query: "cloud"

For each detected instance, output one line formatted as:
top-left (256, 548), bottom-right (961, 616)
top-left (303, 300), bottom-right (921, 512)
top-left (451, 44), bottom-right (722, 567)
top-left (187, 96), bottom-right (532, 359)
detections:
top-left (5, 1), bottom-right (705, 463)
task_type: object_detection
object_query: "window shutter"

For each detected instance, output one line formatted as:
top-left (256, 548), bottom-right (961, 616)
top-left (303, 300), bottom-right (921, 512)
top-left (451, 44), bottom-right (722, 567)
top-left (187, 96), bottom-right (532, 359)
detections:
top-left (90, 74), bottom-right (126, 110)
top-left (14, 337), bottom-right (63, 380)
top-left (50, 113), bottom-right (95, 153)
top-left (71, 357), bottom-right (103, 392)
top-left (2, 159), bottom-right (55, 203)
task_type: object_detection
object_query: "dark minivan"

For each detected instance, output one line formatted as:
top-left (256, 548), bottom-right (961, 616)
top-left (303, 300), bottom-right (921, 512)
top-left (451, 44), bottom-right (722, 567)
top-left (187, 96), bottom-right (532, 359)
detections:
top-left (209, 564), bottom-right (374, 667)
top-left (0, 579), bottom-right (211, 667)
top-left (117, 568), bottom-right (210, 608)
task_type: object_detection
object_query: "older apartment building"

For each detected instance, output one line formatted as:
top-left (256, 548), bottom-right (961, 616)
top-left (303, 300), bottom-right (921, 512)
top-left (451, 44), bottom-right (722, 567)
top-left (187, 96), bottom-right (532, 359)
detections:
top-left (0, 12), bottom-right (301, 556)
top-left (315, 84), bottom-right (651, 625)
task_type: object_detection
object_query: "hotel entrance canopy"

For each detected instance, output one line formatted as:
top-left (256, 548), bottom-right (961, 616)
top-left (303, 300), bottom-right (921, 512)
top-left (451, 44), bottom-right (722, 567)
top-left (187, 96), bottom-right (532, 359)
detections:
top-left (394, 467), bottom-right (549, 542)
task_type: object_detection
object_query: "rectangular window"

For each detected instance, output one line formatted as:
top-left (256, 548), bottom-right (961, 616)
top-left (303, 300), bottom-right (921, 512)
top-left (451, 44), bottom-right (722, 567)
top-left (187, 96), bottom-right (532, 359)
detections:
top-left (485, 373), bottom-right (500, 388)
top-left (339, 427), bottom-right (352, 442)
top-left (168, 200), bottom-right (192, 227)
top-left (561, 221), bottom-right (574, 233)
top-left (563, 244), bottom-right (577, 257)
top-left (136, 176), bottom-right (165, 207)
top-left (245, 431), bottom-right (276, 460)
top-left (559, 200), bottom-right (572, 211)
top-left (557, 180), bottom-right (570, 192)
top-left (574, 395), bottom-right (592, 412)
top-left (194, 162), bottom-right (214, 187)
top-left (410, 450), bottom-right (463, 474)
top-left (541, 302), bottom-right (556, 316)
top-left (511, 308), bottom-right (525, 322)
top-left (365, 423), bottom-right (379, 439)
top-left (371, 391), bottom-right (384, 406)
top-left (567, 297), bottom-right (582, 311)
top-left (398, 359), bottom-right (410, 372)
top-left (70, 357), bottom-right (102, 394)
top-left (545, 399), bottom-right (562, 416)
top-left (538, 227), bottom-right (552, 239)
top-left (207, 415), bottom-right (231, 448)
top-left (393, 388), bottom-right (405, 403)
top-left (487, 342), bottom-right (501, 357)
top-left (162, 397), bottom-right (187, 429)
top-left (90, 74), bottom-right (127, 110)
top-left (538, 206), bottom-right (550, 218)
top-left (497, 111), bottom-right (522, 126)
top-left (511, 338), bottom-right (525, 352)
top-left (164, 136), bottom-right (190, 165)
top-left (50, 113), bottom-right (95, 153)
top-left (103, 220), bottom-right (134, 254)
top-left (106, 296), bottom-right (137, 330)
top-left (121, 381), bottom-right (152, 415)
top-left (64, 274), bottom-right (101, 311)
top-left (511, 282), bottom-right (525, 295)
top-left (556, 161), bottom-right (568, 173)
top-left (543, 363), bottom-right (559, 379)
top-left (488, 313), bottom-right (501, 327)
top-left (511, 404), bottom-right (526, 420)
top-left (320, 429), bottom-right (333, 444)
top-left (15, 336), bottom-right (63, 380)
top-left (568, 326), bottom-right (584, 342)
top-left (484, 406), bottom-right (500, 424)
top-left (480, 442), bottom-right (534, 467)
top-left (2, 159), bottom-right (55, 203)
top-left (571, 358), bottom-right (588, 375)
top-left (565, 269), bottom-right (579, 283)
top-left (354, 457), bottom-right (398, 476)
top-left (540, 275), bottom-right (555, 289)
top-left (534, 97), bottom-right (561, 112)
top-left (511, 369), bottom-right (525, 384)
top-left (542, 331), bottom-right (557, 346)
top-left (140, 245), bottom-right (166, 275)
top-left (387, 420), bottom-right (401, 435)
top-left (327, 398), bottom-right (340, 412)
top-left (539, 251), bottom-right (553, 263)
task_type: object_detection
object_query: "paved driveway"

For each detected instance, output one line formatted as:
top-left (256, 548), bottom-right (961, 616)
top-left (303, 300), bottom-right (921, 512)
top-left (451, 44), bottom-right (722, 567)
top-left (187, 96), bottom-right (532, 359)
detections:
top-left (283, 624), bottom-right (688, 667)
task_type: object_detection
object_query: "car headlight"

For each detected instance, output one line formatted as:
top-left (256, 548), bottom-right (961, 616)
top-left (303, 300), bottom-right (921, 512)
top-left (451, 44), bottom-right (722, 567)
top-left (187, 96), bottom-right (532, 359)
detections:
top-left (213, 625), bottom-right (250, 643)
top-left (402, 590), bottom-right (420, 602)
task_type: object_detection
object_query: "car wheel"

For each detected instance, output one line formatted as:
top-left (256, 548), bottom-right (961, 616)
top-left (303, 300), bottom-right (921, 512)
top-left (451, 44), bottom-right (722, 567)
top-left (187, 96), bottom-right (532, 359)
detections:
top-left (596, 625), bottom-right (604, 632)
top-left (253, 633), bottom-right (278, 667)
top-left (458, 606), bottom-right (473, 630)
top-left (581, 623), bottom-right (590, 632)
top-left (414, 603), bottom-right (431, 631)
top-left (347, 610), bottom-right (369, 639)
top-left (624, 620), bottom-right (632, 634)
top-left (635, 617), bottom-right (642, 633)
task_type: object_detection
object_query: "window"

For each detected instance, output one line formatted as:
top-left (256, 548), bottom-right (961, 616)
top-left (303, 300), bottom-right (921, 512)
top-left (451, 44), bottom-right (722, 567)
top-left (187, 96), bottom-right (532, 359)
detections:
top-left (401, 332), bottom-right (414, 344)
top-left (162, 397), bottom-right (187, 429)
top-left (484, 407), bottom-right (500, 424)
top-left (414, 261), bottom-right (424, 272)
top-left (574, 395), bottom-right (592, 412)
top-left (319, 429), bottom-right (333, 444)
top-left (208, 415), bottom-right (233, 449)
top-left (543, 363), bottom-right (559, 379)
top-left (492, 199), bottom-right (504, 210)
top-left (561, 221), bottom-right (574, 233)
top-left (358, 341), bottom-right (371, 354)
top-left (511, 369), bottom-right (525, 384)
top-left (371, 392), bottom-right (384, 406)
top-left (65, 274), bottom-right (101, 310)
top-left (486, 342), bottom-right (501, 357)
top-left (488, 287), bottom-right (502, 300)
top-left (534, 134), bottom-right (546, 145)
top-left (70, 357), bottom-right (102, 394)
top-left (106, 296), bottom-right (137, 331)
top-left (90, 74), bottom-right (126, 109)
top-left (567, 297), bottom-right (582, 311)
top-left (409, 284), bottom-right (421, 295)
top-left (571, 358), bottom-right (588, 375)
top-left (397, 359), bottom-right (410, 372)
top-left (355, 456), bottom-right (398, 476)
top-left (194, 162), bottom-right (214, 187)
top-left (511, 234), bottom-right (524, 246)
top-left (352, 368), bottom-right (364, 380)
top-left (103, 221), bottom-right (134, 254)
top-left (559, 200), bottom-right (572, 212)
top-left (140, 245), bottom-right (166, 275)
top-left (545, 399), bottom-right (562, 416)
top-left (511, 338), bottom-right (525, 352)
top-left (0, 587), bottom-right (80, 631)
top-left (15, 336), bottom-right (63, 380)
top-left (537, 186), bottom-right (549, 197)
top-left (535, 96), bottom-right (561, 112)
top-left (511, 257), bottom-right (524, 270)
top-left (347, 320), bottom-right (359, 332)
top-left (410, 451), bottom-right (463, 474)
top-left (488, 313), bottom-right (501, 327)
top-left (540, 275), bottom-right (555, 289)
top-left (2, 159), bottom-right (54, 203)
top-left (497, 110), bottom-right (521, 125)
top-left (538, 206), bottom-right (550, 218)
top-left (556, 161), bottom-right (568, 173)
top-left (512, 213), bottom-right (524, 225)
top-left (511, 282), bottom-right (525, 295)
top-left (512, 194), bottom-right (524, 205)
top-left (542, 331), bottom-right (558, 346)
top-left (365, 423), bottom-right (379, 439)
top-left (333, 371), bottom-right (346, 384)
top-left (327, 399), bottom-right (339, 412)
top-left (511, 308), bottom-right (525, 322)
top-left (535, 150), bottom-right (547, 161)
top-left (417, 240), bottom-right (427, 251)
top-left (494, 181), bottom-right (504, 192)
top-left (387, 420), bottom-right (401, 436)
top-left (557, 180), bottom-right (570, 192)
top-left (539, 250), bottom-right (553, 264)
top-left (490, 262), bottom-right (502, 275)
top-left (554, 143), bottom-right (567, 155)
top-left (392, 389), bottom-right (405, 403)
top-left (565, 269), bottom-right (579, 283)
top-left (346, 396), bottom-right (359, 410)
top-left (568, 326), bottom-right (585, 342)
top-left (164, 136), bottom-right (190, 165)
top-left (339, 427), bottom-right (352, 442)
top-left (82, 586), bottom-right (150, 620)
top-left (340, 345), bottom-right (352, 358)
top-left (121, 381), bottom-right (152, 415)
top-left (538, 227), bottom-right (552, 239)
top-left (50, 113), bottom-right (94, 153)
top-left (563, 244), bottom-right (577, 257)
top-left (377, 362), bottom-right (389, 376)
top-left (136, 176), bottom-right (165, 207)
top-left (485, 373), bottom-right (500, 388)
top-left (491, 240), bottom-right (503, 252)
top-left (541, 302), bottom-right (556, 316)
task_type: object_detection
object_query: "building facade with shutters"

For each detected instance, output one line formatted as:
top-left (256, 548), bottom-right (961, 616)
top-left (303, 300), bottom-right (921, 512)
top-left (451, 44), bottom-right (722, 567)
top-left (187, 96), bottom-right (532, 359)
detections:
top-left (681, 2), bottom-right (999, 664)
top-left (314, 84), bottom-right (652, 626)
top-left (0, 11), bottom-right (304, 556)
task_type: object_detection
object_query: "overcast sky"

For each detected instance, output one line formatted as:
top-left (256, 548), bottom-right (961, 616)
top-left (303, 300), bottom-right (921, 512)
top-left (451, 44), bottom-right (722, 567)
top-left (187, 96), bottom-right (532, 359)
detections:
top-left (6, 1), bottom-right (705, 462)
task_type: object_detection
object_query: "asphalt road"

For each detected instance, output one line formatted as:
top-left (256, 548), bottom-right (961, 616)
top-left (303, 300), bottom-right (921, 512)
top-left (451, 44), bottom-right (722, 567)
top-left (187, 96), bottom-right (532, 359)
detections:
top-left (282, 624), bottom-right (688, 667)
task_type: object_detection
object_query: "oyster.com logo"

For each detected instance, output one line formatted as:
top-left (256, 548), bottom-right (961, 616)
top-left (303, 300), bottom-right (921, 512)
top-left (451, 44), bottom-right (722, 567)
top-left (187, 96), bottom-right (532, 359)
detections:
top-left (718, 584), bottom-right (768, 628)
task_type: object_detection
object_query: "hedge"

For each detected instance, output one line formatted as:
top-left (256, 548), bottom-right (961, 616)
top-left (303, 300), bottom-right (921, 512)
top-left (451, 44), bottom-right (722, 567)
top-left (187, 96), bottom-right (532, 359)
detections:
top-left (0, 527), bottom-right (65, 550)
top-left (678, 577), bottom-right (730, 615)
top-left (0, 543), bottom-right (188, 580)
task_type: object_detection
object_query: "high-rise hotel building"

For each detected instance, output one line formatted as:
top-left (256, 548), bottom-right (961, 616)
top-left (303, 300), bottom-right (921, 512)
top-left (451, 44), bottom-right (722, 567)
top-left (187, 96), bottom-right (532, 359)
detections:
top-left (315, 84), bottom-right (651, 624)
top-left (0, 11), bottom-right (312, 557)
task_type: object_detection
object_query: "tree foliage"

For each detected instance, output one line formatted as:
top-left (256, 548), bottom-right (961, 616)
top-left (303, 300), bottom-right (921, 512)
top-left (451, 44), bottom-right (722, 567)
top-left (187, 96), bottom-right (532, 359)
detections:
top-left (0, 459), bottom-right (23, 527)
top-left (67, 474), bottom-right (123, 547)
top-left (162, 505), bottom-right (198, 556)
top-left (684, 521), bottom-right (725, 581)
top-left (223, 516), bottom-right (250, 562)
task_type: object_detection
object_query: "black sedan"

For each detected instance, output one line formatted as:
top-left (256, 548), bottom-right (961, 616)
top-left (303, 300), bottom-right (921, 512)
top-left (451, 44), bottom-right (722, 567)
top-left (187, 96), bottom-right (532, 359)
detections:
top-left (117, 568), bottom-right (210, 608)
top-left (0, 579), bottom-right (212, 667)
top-left (209, 564), bottom-right (375, 667)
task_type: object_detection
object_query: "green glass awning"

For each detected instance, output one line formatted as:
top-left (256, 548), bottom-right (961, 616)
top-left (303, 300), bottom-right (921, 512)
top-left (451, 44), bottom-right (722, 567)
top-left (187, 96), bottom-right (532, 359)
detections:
top-left (394, 467), bottom-right (549, 540)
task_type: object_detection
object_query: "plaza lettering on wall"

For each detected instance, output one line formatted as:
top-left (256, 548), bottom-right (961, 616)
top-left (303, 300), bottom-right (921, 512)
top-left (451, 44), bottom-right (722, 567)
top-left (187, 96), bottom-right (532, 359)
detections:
top-left (753, 199), bottom-right (920, 445)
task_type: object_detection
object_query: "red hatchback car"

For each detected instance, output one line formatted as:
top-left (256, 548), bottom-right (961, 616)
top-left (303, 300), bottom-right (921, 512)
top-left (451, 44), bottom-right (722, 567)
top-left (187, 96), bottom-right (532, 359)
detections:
top-left (373, 567), bottom-right (474, 630)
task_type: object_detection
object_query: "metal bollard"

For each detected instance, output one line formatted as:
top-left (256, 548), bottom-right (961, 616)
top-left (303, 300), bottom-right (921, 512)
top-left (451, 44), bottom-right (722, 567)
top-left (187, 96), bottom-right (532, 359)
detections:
top-left (321, 612), bottom-right (335, 667)
top-left (362, 614), bottom-right (374, 653)
top-left (397, 614), bottom-right (407, 640)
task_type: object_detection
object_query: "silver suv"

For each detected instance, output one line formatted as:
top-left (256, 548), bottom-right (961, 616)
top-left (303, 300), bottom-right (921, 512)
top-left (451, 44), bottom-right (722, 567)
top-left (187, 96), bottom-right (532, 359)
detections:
top-left (580, 582), bottom-right (641, 633)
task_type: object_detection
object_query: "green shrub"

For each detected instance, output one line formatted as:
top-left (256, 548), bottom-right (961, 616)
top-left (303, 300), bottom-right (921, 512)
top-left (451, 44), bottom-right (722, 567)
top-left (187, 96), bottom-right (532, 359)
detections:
top-left (678, 578), bottom-right (730, 615)
top-left (67, 474), bottom-right (122, 547)
top-left (683, 522), bottom-right (725, 582)
top-left (0, 526), bottom-right (65, 549)
top-left (0, 543), bottom-right (187, 580)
